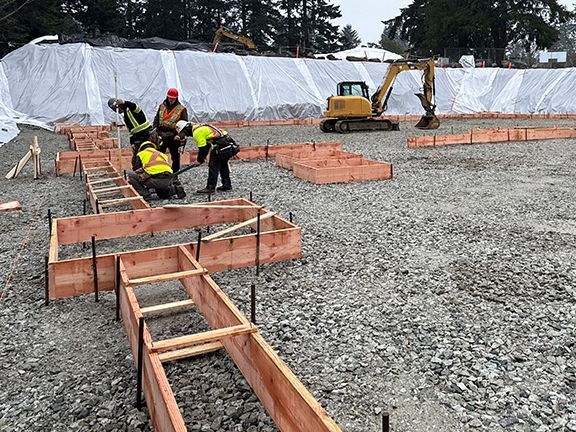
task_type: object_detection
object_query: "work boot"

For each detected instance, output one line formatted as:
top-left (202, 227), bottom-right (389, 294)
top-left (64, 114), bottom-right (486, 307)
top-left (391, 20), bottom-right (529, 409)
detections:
top-left (216, 185), bottom-right (232, 191)
top-left (195, 187), bottom-right (215, 194)
top-left (175, 184), bottom-right (186, 199)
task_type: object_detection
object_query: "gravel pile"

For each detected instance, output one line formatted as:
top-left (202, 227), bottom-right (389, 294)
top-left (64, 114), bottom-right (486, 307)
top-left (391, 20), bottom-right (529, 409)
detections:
top-left (1, 118), bottom-right (576, 432)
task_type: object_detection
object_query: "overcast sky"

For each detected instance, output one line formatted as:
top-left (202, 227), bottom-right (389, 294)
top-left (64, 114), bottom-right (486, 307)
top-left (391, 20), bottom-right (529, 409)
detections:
top-left (332, 0), bottom-right (575, 45)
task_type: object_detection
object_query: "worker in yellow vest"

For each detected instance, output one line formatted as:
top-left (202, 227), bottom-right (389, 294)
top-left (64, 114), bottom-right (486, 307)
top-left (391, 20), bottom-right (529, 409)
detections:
top-left (127, 141), bottom-right (186, 201)
top-left (175, 121), bottom-right (240, 194)
top-left (153, 88), bottom-right (188, 171)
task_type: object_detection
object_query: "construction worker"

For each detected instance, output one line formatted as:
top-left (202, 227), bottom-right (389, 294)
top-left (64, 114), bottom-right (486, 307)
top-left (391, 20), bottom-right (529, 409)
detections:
top-left (107, 98), bottom-right (152, 169)
top-left (175, 121), bottom-right (240, 194)
top-left (126, 140), bottom-right (186, 201)
top-left (153, 88), bottom-right (188, 171)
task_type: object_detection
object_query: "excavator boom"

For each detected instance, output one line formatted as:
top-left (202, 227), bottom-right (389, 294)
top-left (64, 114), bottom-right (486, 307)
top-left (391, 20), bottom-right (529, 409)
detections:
top-left (213, 26), bottom-right (256, 50)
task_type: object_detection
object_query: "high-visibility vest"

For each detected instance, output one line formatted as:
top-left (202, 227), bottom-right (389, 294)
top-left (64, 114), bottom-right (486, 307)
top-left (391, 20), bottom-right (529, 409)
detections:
top-left (192, 124), bottom-right (228, 148)
top-left (158, 103), bottom-right (185, 130)
top-left (138, 148), bottom-right (173, 175)
top-left (126, 106), bottom-right (151, 136)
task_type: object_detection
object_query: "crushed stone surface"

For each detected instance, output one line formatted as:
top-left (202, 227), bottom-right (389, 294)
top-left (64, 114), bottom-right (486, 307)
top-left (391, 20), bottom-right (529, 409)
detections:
top-left (1, 118), bottom-right (576, 432)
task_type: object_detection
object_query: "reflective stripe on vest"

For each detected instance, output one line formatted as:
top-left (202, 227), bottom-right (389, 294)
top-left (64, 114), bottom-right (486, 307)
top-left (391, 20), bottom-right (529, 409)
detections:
top-left (159, 103), bottom-right (185, 129)
top-left (139, 148), bottom-right (173, 175)
top-left (126, 107), bottom-right (151, 136)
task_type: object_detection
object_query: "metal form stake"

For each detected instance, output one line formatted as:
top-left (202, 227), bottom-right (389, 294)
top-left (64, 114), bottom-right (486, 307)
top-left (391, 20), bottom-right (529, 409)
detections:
top-left (289, 212), bottom-right (293, 223)
top-left (83, 199), bottom-right (87, 215)
top-left (79, 155), bottom-right (83, 178)
top-left (136, 317), bottom-right (144, 409)
top-left (123, 169), bottom-right (127, 180)
top-left (47, 209), bottom-right (52, 234)
top-left (382, 412), bottom-right (389, 432)
top-left (195, 230), bottom-right (202, 262)
top-left (73, 156), bottom-right (79, 177)
top-left (95, 199), bottom-right (100, 214)
top-left (256, 210), bottom-right (261, 276)
top-left (265, 139), bottom-right (270, 160)
top-left (44, 256), bottom-right (49, 306)
top-left (250, 283), bottom-right (256, 324)
top-left (91, 236), bottom-right (99, 302)
top-left (115, 256), bottom-right (121, 321)
top-left (249, 191), bottom-right (253, 202)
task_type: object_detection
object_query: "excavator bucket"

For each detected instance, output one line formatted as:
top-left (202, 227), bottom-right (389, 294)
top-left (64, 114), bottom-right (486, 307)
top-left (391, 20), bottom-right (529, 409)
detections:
top-left (414, 93), bottom-right (440, 130)
top-left (415, 114), bottom-right (440, 129)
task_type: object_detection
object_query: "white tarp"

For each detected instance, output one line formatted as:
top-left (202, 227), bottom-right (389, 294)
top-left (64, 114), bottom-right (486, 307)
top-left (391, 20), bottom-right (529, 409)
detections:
top-left (3, 42), bottom-right (576, 144)
top-left (316, 46), bottom-right (403, 62)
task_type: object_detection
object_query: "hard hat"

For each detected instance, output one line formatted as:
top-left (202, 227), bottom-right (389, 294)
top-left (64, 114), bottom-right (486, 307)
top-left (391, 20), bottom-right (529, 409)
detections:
top-left (107, 98), bottom-right (118, 111)
top-left (138, 141), bottom-right (157, 152)
top-left (176, 120), bottom-right (188, 133)
top-left (167, 88), bottom-right (179, 98)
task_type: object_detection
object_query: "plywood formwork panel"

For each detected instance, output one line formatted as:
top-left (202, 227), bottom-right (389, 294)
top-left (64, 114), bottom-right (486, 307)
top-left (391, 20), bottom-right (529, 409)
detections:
top-left (292, 158), bottom-right (393, 184)
top-left (408, 126), bottom-right (576, 148)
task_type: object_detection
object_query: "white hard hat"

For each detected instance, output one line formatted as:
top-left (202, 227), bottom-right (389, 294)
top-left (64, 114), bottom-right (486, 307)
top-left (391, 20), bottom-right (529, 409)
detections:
top-left (176, 120), bottom-right (188, 133)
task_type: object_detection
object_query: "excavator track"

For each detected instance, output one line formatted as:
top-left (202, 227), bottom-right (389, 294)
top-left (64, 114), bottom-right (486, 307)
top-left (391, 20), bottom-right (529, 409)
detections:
top-left (332, 118), bottom-right (400, 133)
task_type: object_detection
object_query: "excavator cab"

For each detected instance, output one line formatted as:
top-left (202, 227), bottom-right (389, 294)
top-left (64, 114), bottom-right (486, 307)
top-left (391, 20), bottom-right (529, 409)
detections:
top-left (337, 81), bottom-right (370, 98)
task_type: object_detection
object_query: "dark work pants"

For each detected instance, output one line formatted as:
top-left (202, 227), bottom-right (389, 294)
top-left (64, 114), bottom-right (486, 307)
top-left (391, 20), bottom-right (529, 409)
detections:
top-left (159, 132), bottom-right (181, 171)
top-left (127, 171), bottom-right (174, 200)
top-left (207, 150), bottom-right (231, 189)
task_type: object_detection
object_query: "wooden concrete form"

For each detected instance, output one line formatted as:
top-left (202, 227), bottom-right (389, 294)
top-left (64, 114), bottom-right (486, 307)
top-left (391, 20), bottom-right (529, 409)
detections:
top-left (275, 149), bottom-right (362, 170)
top-left (55, 142), bottom-right (343, 175)
top-left (48, 198), bottom-right (340, 431)
top-left (115, 245), bottom-right (341, 432)
top-left (81, 159), bottom-right (149, 213)
top-left (407, 125), bottom-right (576, 148)
top-left (292, 157), bottom-right (393, 184)
top-left (47, 198), bottom-right (299, 299)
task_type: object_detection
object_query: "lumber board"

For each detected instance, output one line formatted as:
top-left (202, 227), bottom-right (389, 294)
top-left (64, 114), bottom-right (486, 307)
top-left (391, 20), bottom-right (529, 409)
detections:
top-left (128, 269), bottom-right (208, 287)
top-left (0, 201), bottom-right (22, 212)
top-left (163, 204), bottom-right (260, 209)
top-left (141, 299), bottom-right (195, 315)
top-left (152, 323), bottom-right (256, 353)
top-left (99, 196), bottom-right (144, 206)
top-left (92, 185), bottom-right (131, 193)
top-left (49, 227), bottom-right (301, 299)
top-left (202, 211), bottom-right (276, 241)
top-left (88, 176), bottom-right (123, 185)
top-left (157, 341), bottom-right (223, 363)
top-left (5, 150), bottom-right (32, 179)
top-left (178, 259), bottom-right (341, 431)
top-left (56, 198), bottom-right (258, 244)
top-left (118, 273), bottom-right (186, 432)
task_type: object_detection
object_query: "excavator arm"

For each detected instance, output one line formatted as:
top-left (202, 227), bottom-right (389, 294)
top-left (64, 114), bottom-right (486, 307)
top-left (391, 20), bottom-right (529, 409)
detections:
top-left (213, 26), bottom-right (256, 49)
top-left (371, 58), bottom-right (439, 130)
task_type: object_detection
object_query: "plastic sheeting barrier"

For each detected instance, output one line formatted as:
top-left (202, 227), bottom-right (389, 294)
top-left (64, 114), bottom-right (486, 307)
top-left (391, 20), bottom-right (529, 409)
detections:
top-left (3, 42), bottom-right (576, 144)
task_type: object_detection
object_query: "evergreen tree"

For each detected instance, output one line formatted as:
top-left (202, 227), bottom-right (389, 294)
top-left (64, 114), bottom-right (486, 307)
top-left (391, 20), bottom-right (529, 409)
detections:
top-left (62, 0), bottom-right (125, 37)
top-left (338, 24), bottom-right (361, 50)
top-left (387, 0), bottom-right (571, 64)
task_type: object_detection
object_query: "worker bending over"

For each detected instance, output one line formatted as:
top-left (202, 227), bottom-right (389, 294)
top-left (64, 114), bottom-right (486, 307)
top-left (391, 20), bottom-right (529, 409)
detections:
top-left (175, 121), bottom-right (240, 194)
top-left (153, 88), bottom-right (188, 171)
top-left (107, 98), bottom-right (152, 168)
top-left (127, 141), bottom-right (186, 201)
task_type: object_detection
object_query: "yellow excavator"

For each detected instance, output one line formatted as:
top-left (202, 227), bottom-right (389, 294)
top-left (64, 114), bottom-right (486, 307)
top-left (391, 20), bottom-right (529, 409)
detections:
top-left (320, 58), bottom-right (440, 133)
top-left (213, 26), bottom-right (256, 50)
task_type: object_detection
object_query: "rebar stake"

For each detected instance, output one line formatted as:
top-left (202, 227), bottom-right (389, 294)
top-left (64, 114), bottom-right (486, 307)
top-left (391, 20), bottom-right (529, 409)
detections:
top-left (256, 210), bottom-right (261, 276)
top-left (136, 317), bottom-right (144, 409)
top-left (382, 412), bottom-right (389, 432)
top-left (44, 255), bottom-right (49, 306)
top-left (249, 191), bottom-right (253, 202)
top-left (73, 156), bottom-right (79, 177)
top-left (289, 212), bottom-right (293, 223)
top-left (250, 283), bottom-right (256, 324)
top-left (91, 236), bottom-right (99, 302)
top-left (195, 230), bottom-right (202, 262)
top-left (95, 199), bottom-right (100, 214)
top-left (47, 209), bottom-right (52, 234)
top-left (115, 256), bottom-right (120, 321)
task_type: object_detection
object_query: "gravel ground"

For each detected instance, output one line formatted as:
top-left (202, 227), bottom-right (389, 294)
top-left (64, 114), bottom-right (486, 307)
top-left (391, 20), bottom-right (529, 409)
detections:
top-left (1, 118), bottom-right (575, 432)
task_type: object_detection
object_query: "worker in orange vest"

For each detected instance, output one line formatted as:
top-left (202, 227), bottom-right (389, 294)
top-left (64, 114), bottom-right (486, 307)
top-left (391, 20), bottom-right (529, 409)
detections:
top-left (153, 88), bottom-right (188, 171)
top-left (127, 140), bottom-right (186, 201)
